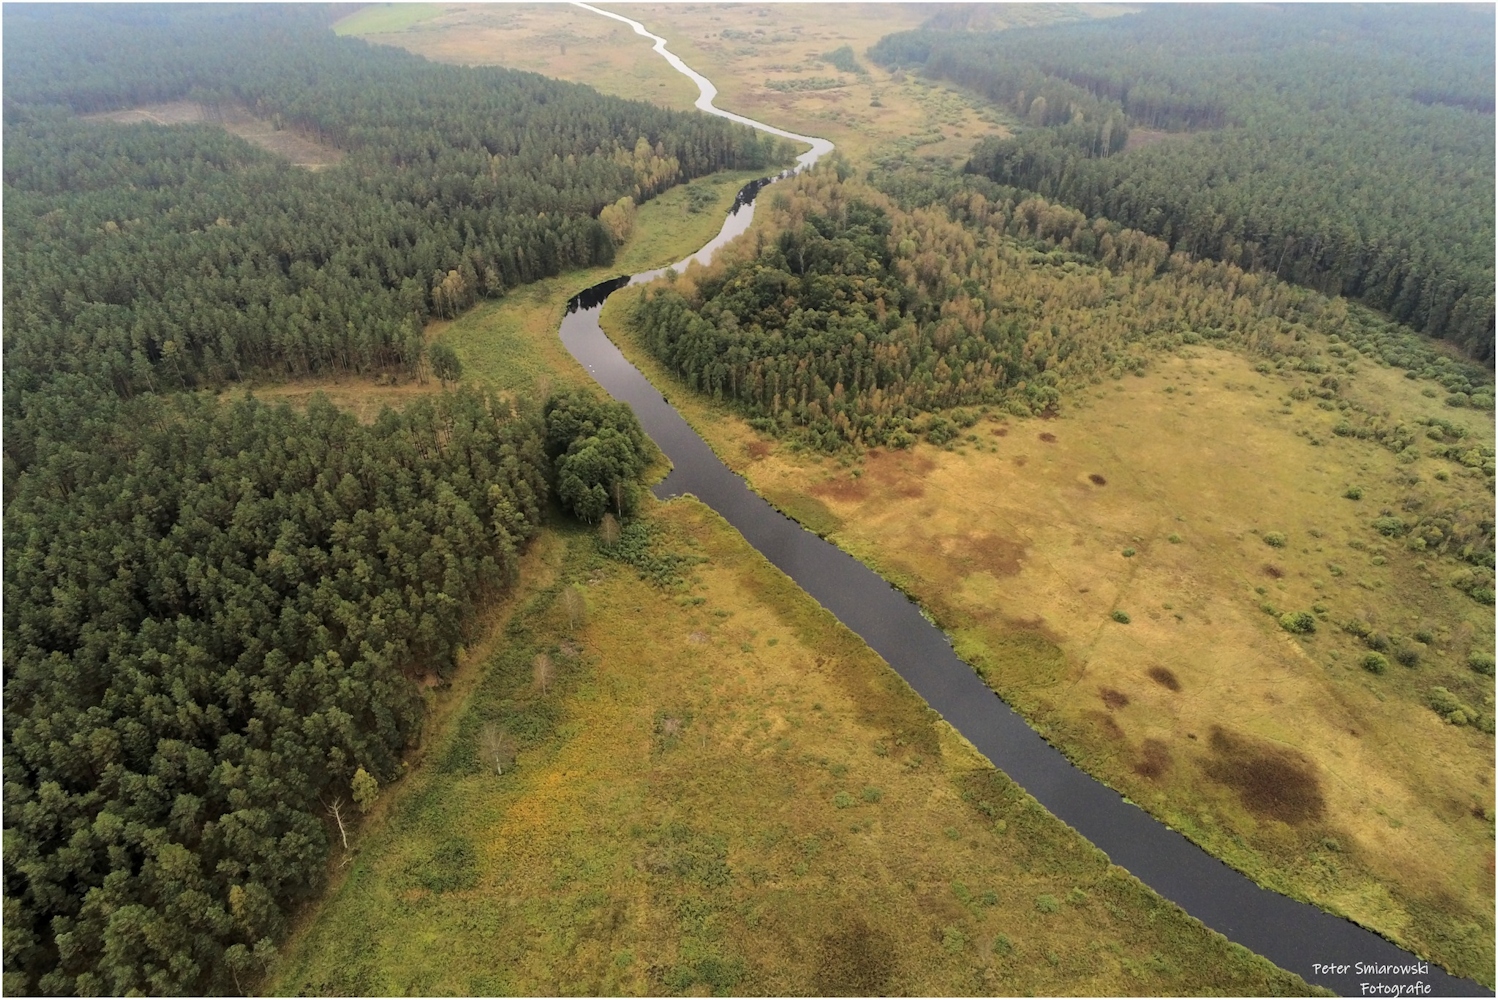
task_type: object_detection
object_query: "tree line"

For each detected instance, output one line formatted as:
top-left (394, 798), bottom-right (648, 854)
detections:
top-left (869, 5), bottom-right (1495, 362)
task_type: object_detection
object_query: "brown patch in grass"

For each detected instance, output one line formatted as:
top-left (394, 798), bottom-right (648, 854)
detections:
top-left (991, 426), bottom-right (1009, 437)
top-left (1084, 709), bottom-right (1125, 740)
top-left (1012, 455), bottom-right (1029, 468)
top-left (1038, 432), bottom-right (1058, 443)
top-left (1134, 739), bottom-right (1172, 779)
top-left (746, 440), bottom-right (771, 460)
top-left (1262, 564), bottom-right (1285, 579)
top-left (1100, 688), bottom-right (1130, 711)
top-left (966, 533), bottom-right (1028, 577)
top-left (813, 917), bottom-right (897, 996)
top-left (1204, 726), bottom-right (1325, 826)
top-left (1088, 473), bottom-right (1108, 486)
top-left (1148, 666), bottom-right (1182, 692)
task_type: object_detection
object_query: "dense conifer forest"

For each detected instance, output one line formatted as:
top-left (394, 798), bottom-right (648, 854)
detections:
top-left (869, 5), bottom-right (1496, 361)
top-left (2, 5), bottom-right (720, 993)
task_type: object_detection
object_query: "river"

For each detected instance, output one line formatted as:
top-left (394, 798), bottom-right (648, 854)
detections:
top-left (561, 5), bottom-right (1488, 995)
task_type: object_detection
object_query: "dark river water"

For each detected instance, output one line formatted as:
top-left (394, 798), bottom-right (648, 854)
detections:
top-left (559, 8), bottom-right (1490, 995)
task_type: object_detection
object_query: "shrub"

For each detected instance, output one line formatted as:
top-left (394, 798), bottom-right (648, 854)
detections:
top-left (1279, 611), bottom-right (1317, 635)
top-left (1167, 533), bottom-right (1182, 544)
top-left (1372, 515), bottom-right (1408, 537)
top-left (924, 416), bottom-right (958, 444)
top-left (861, 786), bottom-right (882, 803)
top-left (1394, 646), bottom-right (1420, 668)
top-left (1034, 894), bottom-right (1059, 914)
top-left (1122, 547), bottom-right (1136, 557)
top-left (1263, 531), bottom-right (1287, 548)
top-left (833, 791), bottom-right (854, 809)
top-left (1364, 632), bottom-right (1390, 652)
top-left (1468, 652), bottom-right (1495, 676)
top-left (992, 934), bottom-right (1014, 957)
top-left (1344, 486), bottom-right (1364, 500)
top-left (942, 926), bottom-right (968, 952)
top-left (1362, 652), bottom-right (1388, 674)
top-left (1111, 610), bottom-right (1131, 624)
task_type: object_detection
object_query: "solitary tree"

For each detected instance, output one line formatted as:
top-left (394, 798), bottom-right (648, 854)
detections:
top-left (429, 342), bottom-right (463, 385)
top-left (481, 723), bottom-right (517, 775)
top-left (599, 512), bottom-right (621, 547)
top-left (560, 585), bottom-right (587, 633)
top-left (533, 652), bottom-right (556, 695)
top-left (351, 767), bottom-right (379, 814)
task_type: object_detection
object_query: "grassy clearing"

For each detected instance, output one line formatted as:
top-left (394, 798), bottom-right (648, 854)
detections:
top-left (272, 499), bottom-right (1315, 996)
top-left (336, 3), bottom-right (698, 111)
top-left (601, 292), bottom-right (1497, 984)
top-left (332, 4), bottom-right (445, 37)
top-left (81, 101), bottom-right (342, 169)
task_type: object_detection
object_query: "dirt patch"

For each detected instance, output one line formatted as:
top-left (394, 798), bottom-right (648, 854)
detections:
top-left (1134, 738), bottom-right (1172, 779)
top-left (1204, 726), bottom-right (1325, 826)
top-left (1100, 688), bottom-right (1130, 711)
top-left (1012, 455), bottom-right (1028, 468)
top-left (1088, 473), bottom-right (1107, 486)
top-left (687, 632), bottom-right (709, 645)
top-left (966, 533), bottom-right (1028, 577)
top-left (1038, 432), bottom-right (1058, 443)
top-left (1262, 564), bottom-right (1285, 579)
top-left (746, 441), bottom-right (771, 460)
top-left (1083, 709), bottom-right (1125, 740)
top-left (1147, 666), bottom-right (1182, 692)
top-left (991, 426), bottom-right (1009, 437)
top-left (813, 917), bottom-right (897, 996)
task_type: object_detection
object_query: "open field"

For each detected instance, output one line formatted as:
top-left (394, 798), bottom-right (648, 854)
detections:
top-left (272, 499), bottom-right (1314, 996)
top-left (81, 102), bottom-right (343, 168)
top-left (335, 3), bottom-right (699, 111)
top-left (600, 288), bottom-right (1497, 983)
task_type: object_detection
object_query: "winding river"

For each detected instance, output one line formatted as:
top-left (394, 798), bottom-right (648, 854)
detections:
top-left (562, 6), bottom-right (1488, 995)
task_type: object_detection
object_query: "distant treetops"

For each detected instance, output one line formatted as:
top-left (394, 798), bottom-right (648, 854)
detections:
top-left (871, 4), bottom-right (1495, 362)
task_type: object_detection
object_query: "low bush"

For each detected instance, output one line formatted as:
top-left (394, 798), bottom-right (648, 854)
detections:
top-left (1111, 610), bottom-right (1131, 624)
top-left (1468, 652), bottom-right (1496, 676)
top-left (1279, 611), bottom-right (1317, 635)
top-left (1362, 652), bottom-right (1389, 674)
top-left (1263, 531), bottom-right (1288, 548)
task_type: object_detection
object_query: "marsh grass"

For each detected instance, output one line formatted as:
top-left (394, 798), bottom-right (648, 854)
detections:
top-left (273, 501), bottom-right (1315, 996)
top-left (600, 293), bottom-right (1496, 982)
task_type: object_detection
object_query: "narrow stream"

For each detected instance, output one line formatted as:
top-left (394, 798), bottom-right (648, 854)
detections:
top-left (562, 6), bottom-right (1489, 995)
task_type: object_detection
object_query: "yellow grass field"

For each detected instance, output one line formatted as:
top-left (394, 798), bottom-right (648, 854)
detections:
top-left (272, 500), bottom-right (1314, 997)
top-left (600, 284), bottom-right (1497, 983)
top-left (335, 3), bottom-right (699, 111)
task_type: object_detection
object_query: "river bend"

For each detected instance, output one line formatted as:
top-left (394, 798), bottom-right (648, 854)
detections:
top-left (560, 7), bottom-right (1489, 995)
